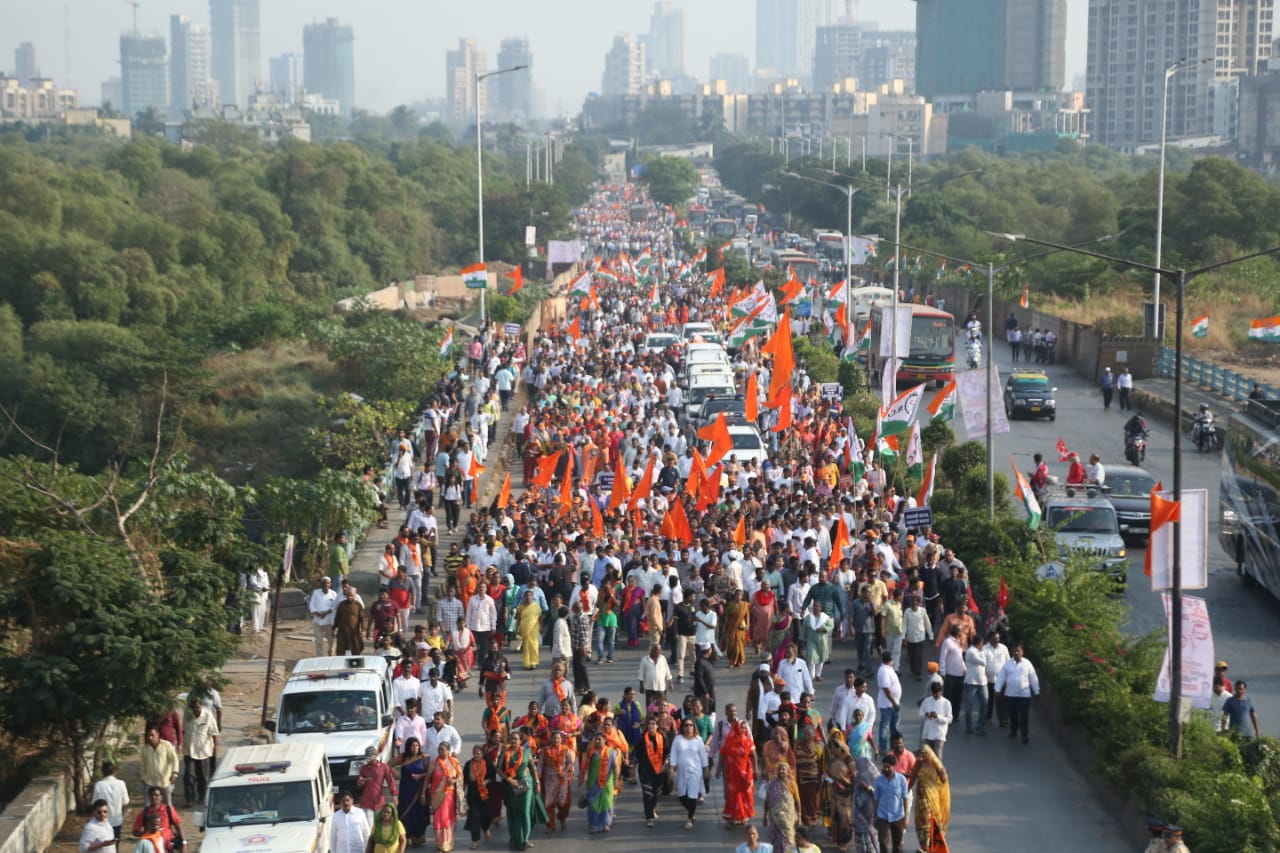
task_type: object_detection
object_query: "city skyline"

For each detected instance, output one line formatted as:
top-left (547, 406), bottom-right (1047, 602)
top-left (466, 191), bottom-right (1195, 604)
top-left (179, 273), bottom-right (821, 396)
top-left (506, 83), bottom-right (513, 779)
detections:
top-left (4, 0), bottom-right (1093, 116)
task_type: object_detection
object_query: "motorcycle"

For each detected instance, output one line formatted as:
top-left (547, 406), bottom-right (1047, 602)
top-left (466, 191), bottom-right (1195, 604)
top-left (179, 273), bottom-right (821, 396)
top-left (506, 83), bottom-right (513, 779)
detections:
top-left (966, 335), bottom-right (982, 370)
top-left (1192, 414), bottom-right (1217, 452)
top-left (1124, 432), bottom-right (1147, 465)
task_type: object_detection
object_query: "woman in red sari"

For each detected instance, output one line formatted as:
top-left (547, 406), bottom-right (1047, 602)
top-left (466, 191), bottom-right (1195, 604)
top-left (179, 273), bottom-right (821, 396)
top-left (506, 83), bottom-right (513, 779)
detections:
top-left (749, 582), bottom-right (778, 656)
top-left (428, 742), bottom-right (463, 852)
top-left (716, 718), bottom-right (756, 827)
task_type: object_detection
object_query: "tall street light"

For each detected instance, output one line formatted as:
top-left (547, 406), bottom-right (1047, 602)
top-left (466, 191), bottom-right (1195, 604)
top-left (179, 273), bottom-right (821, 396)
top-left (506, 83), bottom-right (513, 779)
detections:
top-left (992, 231), bottom-right (1280, 757)
top-left (1153, 57), bottom-right (1211, 341)
top-left (475, 63), bottom-right (528, 328)
top-left (781, 171), bottom-right (861, 343)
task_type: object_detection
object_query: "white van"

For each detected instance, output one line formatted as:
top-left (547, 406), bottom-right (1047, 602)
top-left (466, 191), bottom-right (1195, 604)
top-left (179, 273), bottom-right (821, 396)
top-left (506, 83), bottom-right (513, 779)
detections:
top-left (195, 743), bottom-right (334, 853)
top-left (685, 370), bottom-right (736, 422)
top-left (265, 655), bottom-right (395, 793)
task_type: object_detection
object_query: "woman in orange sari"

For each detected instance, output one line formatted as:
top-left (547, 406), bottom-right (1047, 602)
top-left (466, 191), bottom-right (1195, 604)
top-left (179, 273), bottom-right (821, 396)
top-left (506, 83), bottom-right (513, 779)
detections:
top-left (428, 742), bottom-right (463, 852)
top-left (723, 589), bottom-right (750, 668)
top-left (761, 725), bottom-right (797, 782)
top-left (551, 697), bottom-right (582, 743)
top-left (537, 730), bottom-right (575, 833)
top-left (716, 717), bottom-right (756, 827)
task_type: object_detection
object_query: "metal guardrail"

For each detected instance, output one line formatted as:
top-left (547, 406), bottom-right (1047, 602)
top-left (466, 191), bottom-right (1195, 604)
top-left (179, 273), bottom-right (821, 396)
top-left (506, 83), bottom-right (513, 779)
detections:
top-left (1157, 347), bottom-right (1279, 403)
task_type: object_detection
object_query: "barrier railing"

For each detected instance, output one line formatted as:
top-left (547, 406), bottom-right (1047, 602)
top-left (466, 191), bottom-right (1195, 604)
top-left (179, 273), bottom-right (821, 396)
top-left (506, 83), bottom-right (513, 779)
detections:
top-left (1157, 347), bottom-right (1279, 402)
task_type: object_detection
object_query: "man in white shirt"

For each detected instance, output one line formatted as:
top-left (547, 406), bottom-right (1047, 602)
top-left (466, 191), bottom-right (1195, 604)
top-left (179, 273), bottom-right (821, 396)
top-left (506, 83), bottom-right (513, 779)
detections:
top-left (394, 700), bottom-right (428, 754)
top-left (392, 666), bottom-right (421, 716)
top-left (938, 625), bottom-right (967, 715)
top-left (962, 633), bottom-right (989, 735)
top-left (79, 800), bottom-right (116, 853)
top-left (777, 644), bottom-right (814, 703)
top-left (418, 668), bottom-right (454, 723)
top-left (91, 761), bottom-right (129, 839)
top-left (331, 791), bottom-right (371, 853)
top-left (422, 712), bottom-right (462, 757)
top-left (994, 644), bottom-right (1041, 744)
top-left (984, 631), bottom-right (1011, 729)
top-left (309, 577), bottom-right (339, 657)
top-left (637, 643), bottom-right (673, 706)
top-left (182, 697), bottom-right (219, 806)
top-left (918, 681), bottom-right (953, 758)
top-left (839, 678), bottom-right (876, 737)
top-left (829, 669), bottom-right (859, 731)
top-left (875, 650), bottom-right (902, 752)
top-left (693, 598), bottom-right (719, 654)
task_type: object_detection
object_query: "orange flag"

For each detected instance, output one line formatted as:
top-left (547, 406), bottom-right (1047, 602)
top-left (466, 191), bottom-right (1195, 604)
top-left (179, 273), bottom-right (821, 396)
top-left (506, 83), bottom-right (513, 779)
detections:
top-left (770, 383), bottom-right (793, 432)
top-left (590, 497), bottom-right (605, 538)
top-left (628, 454), bottom-right (656, 510)
top-left (762, 311), bottom-right (795, 398)
top-left (579, 296), bottom-right (591, 312)
top-left (497, 473), bottom-right (511, 509)
top-left (1145, 482), bottom-right (1182, 577)
top-left (686, 448), bottom-right (707, 498)
top-left (733, 515), bottom-right (748, 547)
top-left (468, 455), bottom-right (485, 504)
top-left (697, 413), bottom-right (733, 469)
top-left (507, 265), bottom-right (524, 296)
top-left (607, 452), bottom-right (631, 513)
top-left (779, 271), bottom-right (803, 306)
top-left (533, 449), bottom-right (562, 490)
top-left (834, 301), bottom-right (850, 343)
top-left (745, 371), bottom-right (759, 422)
top-left (661, 496), bottom-right (694, 546)
top-left (567, 316), bottom-right (582, 339)
top-left (708, 267), bottom-right (725, 299)
top-left (695, 464), bottom-right (721, 511)
top-left (557, 469), bottom-right (574, 521)
top-left (830, 514), bottom-right (851, 567)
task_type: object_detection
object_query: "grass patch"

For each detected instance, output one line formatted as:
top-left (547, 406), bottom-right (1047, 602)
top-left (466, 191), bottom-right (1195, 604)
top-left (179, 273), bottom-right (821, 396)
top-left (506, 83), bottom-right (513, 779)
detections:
top-left (186, 341), bottom-right (345, 483)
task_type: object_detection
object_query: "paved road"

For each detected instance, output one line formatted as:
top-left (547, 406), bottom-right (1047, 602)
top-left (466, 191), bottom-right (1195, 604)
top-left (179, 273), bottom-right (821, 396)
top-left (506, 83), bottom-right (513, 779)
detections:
top-left (978, 338), bottom-right (1280, 741)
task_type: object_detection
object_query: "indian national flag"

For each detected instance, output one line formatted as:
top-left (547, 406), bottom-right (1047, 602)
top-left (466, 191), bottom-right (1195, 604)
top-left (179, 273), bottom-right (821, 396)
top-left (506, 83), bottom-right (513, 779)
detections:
top-left (906, 421), bottom-right (923, 478)
top-left (879, 383), bottom-right (927, 437)
top-left (461, 262), bottom-right (488, 290)
top-left (439, 326), bottom-right (454, 358)
top-left (878, 432), bottom-right (899, 463)
top-left (917, 452), bottom-right (937, 505)
top-left (649, 279), bottom-right (660, 307)
top-left (857, 321), bottom-right (872, 352)
top-left (1250, 316), bottom-right (1280, 341)
top-left (1191, 314), bottom-right (1209, 338)
top-left (927, 380), bottom-right (956, 422)
top-left (1010, 455), bottom-right (1042, 530)
top-left (936, 260), bottom-right (947, 281)
top-left (569, 271), bottom-right (592, 297)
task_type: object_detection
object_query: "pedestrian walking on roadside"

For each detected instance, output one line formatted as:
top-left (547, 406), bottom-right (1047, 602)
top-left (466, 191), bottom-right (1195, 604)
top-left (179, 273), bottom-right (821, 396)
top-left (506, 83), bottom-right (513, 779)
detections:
top-left (1008, 326), bottom-right (1022, 363)
top-left (1100, 367), bottom-right (1114, 410)
top-left (1117, 367), bottom-right (1133, 410)
top-left (995, 643), bottom-right (1040, 744)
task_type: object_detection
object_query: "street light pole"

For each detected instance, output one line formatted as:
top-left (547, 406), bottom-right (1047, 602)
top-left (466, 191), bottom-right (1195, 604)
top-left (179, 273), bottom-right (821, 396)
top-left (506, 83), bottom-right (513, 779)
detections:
top-left (474, 64), bottom-right (527, 330)
top-left (891, 185), bottom-right (903, 370)
top-left (986, 260), bottom-right (995, 515)
top-left (781, 170), bottom-right (860, 349)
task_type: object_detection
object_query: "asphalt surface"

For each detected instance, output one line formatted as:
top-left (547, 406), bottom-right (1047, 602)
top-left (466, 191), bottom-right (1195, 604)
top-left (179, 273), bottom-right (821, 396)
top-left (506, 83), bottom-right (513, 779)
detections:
top-left (978, 338), bottom-right (1280, 743)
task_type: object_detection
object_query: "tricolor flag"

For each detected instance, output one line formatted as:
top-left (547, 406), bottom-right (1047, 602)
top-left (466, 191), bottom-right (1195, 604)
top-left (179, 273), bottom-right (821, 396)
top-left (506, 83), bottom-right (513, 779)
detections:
top-left (1019, 285), bottom-right (1030, 309)
top-left (461, 262), bottom-right (488, 290)
top-left (1010, 455), bottom-right (1042, 530)
top-left (1250, 316), bottom-right (1280, 341)
top-left (935, 260), bottom-right (947, 281)
top-left (1192, 314), bottom-right (1209, 338)
top-left (439, 326), bottom-right (455, 358)
top-left (917, 452), bottom-right (937, 506)
top-left (649, 279), bottom-right (660, 307)
top-left (569, 271), bottom-right (592, 297)
top-left (926, 380), bottom-right (956, 423)
top-left (857, 321), bottom-right (873, 352)
top-left (906, 421), bottom-right (923, 478)
top-left (877, 432), bottom-right (899, 463)
top-left (880, 383), bottom-right (928, 437)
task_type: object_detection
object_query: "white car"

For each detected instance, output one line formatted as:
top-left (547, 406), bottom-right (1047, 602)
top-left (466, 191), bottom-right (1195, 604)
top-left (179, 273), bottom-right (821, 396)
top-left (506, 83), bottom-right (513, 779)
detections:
top-left (725, 424), bottom-right (769, 466)
top-left (642, 333), bottom-right (679, 354)
top-left (681, 322), bottom-right (716, 341)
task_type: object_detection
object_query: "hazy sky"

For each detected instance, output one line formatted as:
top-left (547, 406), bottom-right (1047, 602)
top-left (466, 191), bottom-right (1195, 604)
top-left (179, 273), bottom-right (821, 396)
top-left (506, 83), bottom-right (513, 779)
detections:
top-left (6, 0), bottom-right (1089, 115)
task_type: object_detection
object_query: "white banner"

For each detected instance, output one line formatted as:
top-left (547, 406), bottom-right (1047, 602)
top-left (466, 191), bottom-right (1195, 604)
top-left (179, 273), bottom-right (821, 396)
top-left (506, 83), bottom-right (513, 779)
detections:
top-left (957, 365), bottom-right (1010, 441)
top-left (282, 533), bottom-right (295, 585)
top-left (1149, 488), bottom-right (1209, 591)
top-left (881, 357), bottom-right (900, 407)
top-left (547, 240), bottom-right (583, 264)
top-left (1154, 592), bottom-right (1215, 709)
top-left (878, 306), bottom-right (912, 358)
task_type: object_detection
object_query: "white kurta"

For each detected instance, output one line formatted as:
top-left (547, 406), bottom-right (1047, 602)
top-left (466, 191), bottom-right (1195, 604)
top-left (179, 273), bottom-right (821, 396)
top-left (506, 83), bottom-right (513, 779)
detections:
top-left (669, 733), bottom-right (708, 798)
top-left (331, 806), bottom-right (371, 853)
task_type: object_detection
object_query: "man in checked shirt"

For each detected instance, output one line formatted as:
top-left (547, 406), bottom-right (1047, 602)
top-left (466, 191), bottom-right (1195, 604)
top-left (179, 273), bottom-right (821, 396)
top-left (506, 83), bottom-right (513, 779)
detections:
top-left (569, 600), bottom-right (592, 695)
top-left (435, 581), bottom-right (465, 645)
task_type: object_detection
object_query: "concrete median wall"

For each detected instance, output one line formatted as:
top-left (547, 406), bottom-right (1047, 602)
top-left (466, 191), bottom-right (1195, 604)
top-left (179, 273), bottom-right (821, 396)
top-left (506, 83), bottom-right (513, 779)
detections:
top-left (0, 774), bottom-right (71, 853)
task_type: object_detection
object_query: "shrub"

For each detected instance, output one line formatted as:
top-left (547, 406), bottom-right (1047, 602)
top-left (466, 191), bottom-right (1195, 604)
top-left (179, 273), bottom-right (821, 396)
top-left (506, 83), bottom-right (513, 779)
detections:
top-left (941, 441), bottom-right (986, 488)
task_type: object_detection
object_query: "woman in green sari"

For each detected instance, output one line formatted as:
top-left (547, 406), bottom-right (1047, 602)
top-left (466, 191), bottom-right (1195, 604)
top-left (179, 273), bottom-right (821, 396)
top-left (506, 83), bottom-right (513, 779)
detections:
top-left (579, 731), bottom-right (621, 834)
top-left (499, 731), bottom-right (547, 851)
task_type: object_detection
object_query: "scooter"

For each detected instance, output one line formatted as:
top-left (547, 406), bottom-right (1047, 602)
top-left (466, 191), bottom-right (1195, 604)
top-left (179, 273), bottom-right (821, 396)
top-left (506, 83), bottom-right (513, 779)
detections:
top-left (1124, 433), bottom-right (1147, 465)
top-left (1192, 413), bottom-right (1217, 452)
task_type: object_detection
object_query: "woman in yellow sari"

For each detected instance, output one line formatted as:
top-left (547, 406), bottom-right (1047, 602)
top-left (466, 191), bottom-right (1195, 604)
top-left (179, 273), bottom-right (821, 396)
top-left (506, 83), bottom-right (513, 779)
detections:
top-left (912, 744), bottom-right (951, 851)
top-left (516, 591), bottom-right (543, 669)
top-left (428, 742), bottom-right (464, 852)
top-left (723, 589), bottom-right (750, 668)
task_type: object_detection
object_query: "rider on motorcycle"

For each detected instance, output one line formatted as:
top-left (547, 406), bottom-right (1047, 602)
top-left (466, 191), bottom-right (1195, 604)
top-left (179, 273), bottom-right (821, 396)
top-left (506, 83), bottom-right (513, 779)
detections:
top-left (1125, 412), bottom-right (1150, 442)
top-left (1193, 404), bottom-right (1215, 448)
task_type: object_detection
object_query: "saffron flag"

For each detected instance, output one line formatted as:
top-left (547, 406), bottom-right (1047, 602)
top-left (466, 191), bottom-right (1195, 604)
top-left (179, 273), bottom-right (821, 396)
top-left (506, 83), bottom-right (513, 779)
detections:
top-left (917, 452), bottom-right (936, 506)
top-left (1145, 482), bottom-right (1182, 578)
top-left (733, 515), bottom-right (748, 548)
top-left (1056, 436), bottom-right (1072, 463)
top-left (698, 413), bottom-right (734, 469)
top-left (1249, 316), bottom-right (1280, 340)
top-left (1019, 285), bottom-right (1030, 309)
top-left (468, 455), bottom-right (486, 505)
top-left (497, 473), bottom-right (511, 509)
top-left (996, 576), bottom-right (1010, 609)
top-left (661, 496), bottom-right (694, 546)
top-left (880, 383), bottom-right (927, 437)
top-left (1191, 314), bottom-right (1208, 338)
top-left (507, 265), bottom-right (524, 296)
top-left (926, 380), bottom-right (956, 422)
top-left (533, 449), bottom-right (562, 490)
top-left (708, 266), bottom-right (725, 299)
top-left (590, 496), bottom-right (605, 538)
top-left (557, 469), bottom-right (574, 521)
top-left (1010, 455), bottom-right (1042, 530)
top-left (779, 271), bottom-right (804, 306)
top-left (695, 464), bottom-right (722, 511)
top-left (830, 515), bottom-right (852, 567)
top-left (686, 448), bottom-right (707, 499)
top-left (439, 326), bottom-right (455, 358)
top-left (461, 262), bottom-right (488, 290)
top-left (628, 454), bottom-right (656, 511)
top-left (566, 316), bottom-right (582, 340)
top-left (607, 452), bottom-right (631, 513)
top-left (762, 311), bottom-right (795, 398)
top-left (745, 371), bottom-right (759, 422)
top-left (770, 383), bottom-right (793, 432)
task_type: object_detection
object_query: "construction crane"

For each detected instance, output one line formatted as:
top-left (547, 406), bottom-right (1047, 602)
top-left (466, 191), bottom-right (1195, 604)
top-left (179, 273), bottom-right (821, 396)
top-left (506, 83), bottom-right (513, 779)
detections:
top-left (125, 0), bottom-right (140, 33)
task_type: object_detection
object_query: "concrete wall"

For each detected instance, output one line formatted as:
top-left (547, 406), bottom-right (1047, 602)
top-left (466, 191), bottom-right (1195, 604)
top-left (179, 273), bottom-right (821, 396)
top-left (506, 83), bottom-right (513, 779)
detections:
top-left (0, 774), bottom-right (71, 853)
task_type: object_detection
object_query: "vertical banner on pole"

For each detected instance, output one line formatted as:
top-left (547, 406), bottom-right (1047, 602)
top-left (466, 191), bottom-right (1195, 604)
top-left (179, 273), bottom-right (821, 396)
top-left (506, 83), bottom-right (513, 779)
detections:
top-left (957, 365), bottom-right (1010, 441)
top-left (1154, 592), bottom-right (1214, 709)
top-left (1149, 489), bottom-right (1208, 591)
top-left (282, 534), bottom-right (295, 585)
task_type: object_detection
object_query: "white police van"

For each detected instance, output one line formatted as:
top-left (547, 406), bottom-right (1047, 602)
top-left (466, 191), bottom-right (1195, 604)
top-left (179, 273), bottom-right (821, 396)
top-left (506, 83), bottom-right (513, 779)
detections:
top-left (265, 656), bottom-right (396, 793)
top-left (194, 743), bottom-right (334, 853)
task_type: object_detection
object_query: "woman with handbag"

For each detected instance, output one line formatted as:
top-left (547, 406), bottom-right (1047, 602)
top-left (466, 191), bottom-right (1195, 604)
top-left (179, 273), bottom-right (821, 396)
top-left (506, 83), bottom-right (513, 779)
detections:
top-left (499, 731), bottom-right (547, 851)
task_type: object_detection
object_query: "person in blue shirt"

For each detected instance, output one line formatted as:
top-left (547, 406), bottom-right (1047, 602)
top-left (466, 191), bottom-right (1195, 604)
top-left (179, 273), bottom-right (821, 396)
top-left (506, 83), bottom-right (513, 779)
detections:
top-left (872, 754), bottom-right (909, 853)
top-left (1222, 680), bottom-right (1261, 738)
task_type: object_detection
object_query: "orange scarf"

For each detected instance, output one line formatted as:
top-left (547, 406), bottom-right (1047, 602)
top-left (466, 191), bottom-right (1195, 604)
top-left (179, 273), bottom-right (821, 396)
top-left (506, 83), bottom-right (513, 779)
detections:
top-left (472, 757), bottom-right (490, 801)
top-left (502, 747), bottom-right (525, 779)
top-left (644, 731), bottom-right (665, 772)
top-left (552, 678), bottom-right (568, 705)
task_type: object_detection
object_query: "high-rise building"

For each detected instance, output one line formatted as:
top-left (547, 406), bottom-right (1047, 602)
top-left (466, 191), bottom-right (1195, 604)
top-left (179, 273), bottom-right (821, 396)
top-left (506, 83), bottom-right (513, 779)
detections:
top-left (270, 53), bottom-right (302, 103)
top-left (756, 0), bottom-right (816, 80)
top-left (210, 0), bottom-right (260, 108)
top-left (1087, 0), bottom-right (1273, 148)
top-left (446, 38), bottom-right (487, 123)
top-left (14, 42), bottom-right (38, 86)
top-left (813, 24), bottom-right (916, 92)
top-left (120, 32), bottom-right (167, 117)
top-left (710, 52), bottom-right (752, 93)
top-left (303, 18), bottom-right (355, 119)
top-left (915, 0), bottom-right (1065, 98)
top-left (170, 15), bottom-right (216, 117)
top-left (102, 77), bottom-right (123, 111)
top-left (602, 34), bottom-right (647, 96)
top-left (647, 2), bottom-right (686, 79)
top-left (495, 38), bottom-right (534, 119)
top-left (1003, 0), bottom-right (1067, 91)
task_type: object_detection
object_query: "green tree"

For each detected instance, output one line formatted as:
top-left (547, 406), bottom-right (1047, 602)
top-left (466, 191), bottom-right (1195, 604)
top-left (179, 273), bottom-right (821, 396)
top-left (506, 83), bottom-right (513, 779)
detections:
top-left (639, 156), bottom-right (699, 205)
top-left (307, 393), bottom-right (414, 473)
